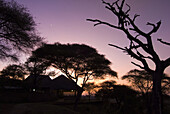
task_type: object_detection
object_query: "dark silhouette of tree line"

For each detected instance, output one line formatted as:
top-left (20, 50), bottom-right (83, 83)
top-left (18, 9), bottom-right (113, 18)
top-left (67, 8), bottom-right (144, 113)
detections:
top-left (83, 70), bottom-right (169, 114)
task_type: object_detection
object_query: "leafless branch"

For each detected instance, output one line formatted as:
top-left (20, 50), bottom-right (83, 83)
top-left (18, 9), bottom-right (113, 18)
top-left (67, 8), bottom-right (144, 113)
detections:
top-left (120, 0), bottom-right (125, 10)
top-left (135, 34), bottom-right (140, 38)
top-left (108, 44), bottom-right (126, 51)
top-left (163, 57), bottom-right (170, 69)
top-left (157, 39), bottom-right (170, 46)
top-left (138, 53), bottom-right (153, 61)
top-left (126, 48), bottom-right (153, 72)
top-left (87, 19), bottom-right (121, 29)
top-left (131, 62), bottom-right (144, 69)
top-left (147, 21), bottom-right (161, 35)
top-left (126, 16), bottom-right (147, 37)
top-left (125, 4), bottom-right (130, 14)
top-left (133, 14), bottom-right (140, 22)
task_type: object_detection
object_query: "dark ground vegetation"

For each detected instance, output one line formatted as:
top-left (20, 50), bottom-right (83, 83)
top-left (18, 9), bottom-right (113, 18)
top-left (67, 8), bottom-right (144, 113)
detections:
top-left (0, 90), bottom-right (169, 114)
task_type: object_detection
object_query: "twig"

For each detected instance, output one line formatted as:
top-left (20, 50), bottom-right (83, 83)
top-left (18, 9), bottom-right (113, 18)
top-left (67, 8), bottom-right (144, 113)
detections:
top-left (157, 39), bottom-right (170, 46)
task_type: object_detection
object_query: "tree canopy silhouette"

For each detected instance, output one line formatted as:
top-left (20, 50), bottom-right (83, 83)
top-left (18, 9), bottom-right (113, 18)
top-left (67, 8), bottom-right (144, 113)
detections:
top-left (32, 43), bottom-right (117, 87)
top-left (87, 0), bottom-right (170, 113)
top-left (122, 69), bottom-right (170, 96)
top-left (122, 69), bottom-right (170, 114)
top-left (95, 83), bottom-right (139, 114)
top-left (0, 64), bottom-right (27, 80)
top-left (0, 0), bottom-right (42, 61)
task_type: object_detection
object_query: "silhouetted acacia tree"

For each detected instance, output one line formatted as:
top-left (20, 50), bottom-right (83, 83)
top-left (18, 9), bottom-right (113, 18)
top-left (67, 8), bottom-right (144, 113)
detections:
top-left (122, 69), bottom-right (170, 114)
top-left (122, 69), bottom-right (170, 96)
top-left (122, 69), bottom-right (153, 114)
top-left (87, 0), bottom-right (170, 113)
top-left (0, 64), bottom-right (27, 80)
top-left (33, 43), bottom-right (117, 87)
top-left (0, 0), bottom-right (42, 61)
top-left (95, 83), bottom-right (139, 114)
top-left (83, 82), bottom-right (96, 102)
top-left (100, 80), bottom-right (116, 89)
top-left (96, 80), bottom-right (116, 101)
top-left (32, 43), bottom-right (117, 108)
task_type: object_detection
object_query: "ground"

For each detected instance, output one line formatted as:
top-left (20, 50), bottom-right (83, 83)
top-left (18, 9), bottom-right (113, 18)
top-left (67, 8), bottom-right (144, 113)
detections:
top-left (0, 91), bottom-right (104, 114)
top-left (0, 91), bottom-right (169, 114)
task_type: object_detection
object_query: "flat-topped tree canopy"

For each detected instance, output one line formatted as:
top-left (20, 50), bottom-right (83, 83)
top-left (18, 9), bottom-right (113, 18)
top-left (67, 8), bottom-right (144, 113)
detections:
top-left (31, 43), bottom-right (117, 87)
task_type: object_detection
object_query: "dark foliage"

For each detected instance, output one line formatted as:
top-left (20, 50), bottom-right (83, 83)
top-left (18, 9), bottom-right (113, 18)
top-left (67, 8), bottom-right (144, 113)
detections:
top-left (95, 82), bottom-right (141, 114)
top-left (0, 64), bottom-right (27, 80)
top-left (0, 0), bottom-right (42, 61)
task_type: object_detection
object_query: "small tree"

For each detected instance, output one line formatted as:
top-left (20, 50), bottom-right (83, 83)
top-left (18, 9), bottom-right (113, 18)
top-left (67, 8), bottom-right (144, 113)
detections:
top-left (0, 0), bottom-right (42, 61)
top-left (87, 0), bottom-right (170, 113)
top-left (122, 69), bottom-right (153, 95)
top-left (0, 64), bottom-right (27, 80)
top-left (96, 80), bottom-right (116, 101)
top-left (122, 69), bottom-right (154, 114)
top-left (122, 69), bottom-right (170, 96)
top-left (95, 83), bottom-right (139, 114)
top-left (83, 82), bottom-right (96, 102)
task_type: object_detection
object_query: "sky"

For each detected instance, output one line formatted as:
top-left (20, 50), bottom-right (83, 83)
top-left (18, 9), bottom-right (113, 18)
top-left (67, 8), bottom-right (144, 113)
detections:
top-left (1, 0), bottom-right (170, 84)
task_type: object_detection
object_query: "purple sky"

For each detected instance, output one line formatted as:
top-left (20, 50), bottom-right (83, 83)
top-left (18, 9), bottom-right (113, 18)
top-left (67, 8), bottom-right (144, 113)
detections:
top-left (2, 0), bottom-right (170, 83)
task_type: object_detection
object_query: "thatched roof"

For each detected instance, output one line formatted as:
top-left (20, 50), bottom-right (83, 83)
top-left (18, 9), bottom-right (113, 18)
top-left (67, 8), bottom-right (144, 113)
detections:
top-left (24, 75), bottom-right (52, 89)
top-left (50, 75), bottom-right (82, 91)
top-left (24, 75), bottom-right (83, 91)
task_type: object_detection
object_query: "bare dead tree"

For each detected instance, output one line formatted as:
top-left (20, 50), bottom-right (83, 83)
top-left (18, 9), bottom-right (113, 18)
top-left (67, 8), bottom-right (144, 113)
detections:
top-left (87, 0), bottom-right (170, 114)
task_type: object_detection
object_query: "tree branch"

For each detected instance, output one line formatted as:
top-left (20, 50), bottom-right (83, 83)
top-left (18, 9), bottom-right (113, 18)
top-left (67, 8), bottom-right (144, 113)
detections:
top-left (163, 57), bottom-right (170, 69)
top-left (86, 19), bottom-right (121, 29)
top-left (133, 14), bottom-right (140, 22)
top-left (108, 44), bottom-right (126, 51)
top-left (131, 62), bottom-right (145, 69)
top-left (157, 39), bottom-right (170, 46)
top-left (147, 21), bottom-right (161, 35)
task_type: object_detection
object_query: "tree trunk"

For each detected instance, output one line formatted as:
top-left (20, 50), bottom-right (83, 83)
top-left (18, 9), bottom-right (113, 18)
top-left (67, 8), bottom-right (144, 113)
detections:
top-left (88, 91), bottom-right (91, 102)
top-left (152, 70), bottom-right (163, 114)
top-left (74, 77), bottom-right (78, 97)
top-left (74, 89), bottom-right (83, 110)
top-left (147, 94), bottom-right (152, 114)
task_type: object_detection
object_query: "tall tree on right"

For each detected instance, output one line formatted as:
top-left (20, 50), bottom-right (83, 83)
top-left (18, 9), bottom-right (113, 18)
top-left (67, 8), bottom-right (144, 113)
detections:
top-left (87, 0), bottom-right (170, 114)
